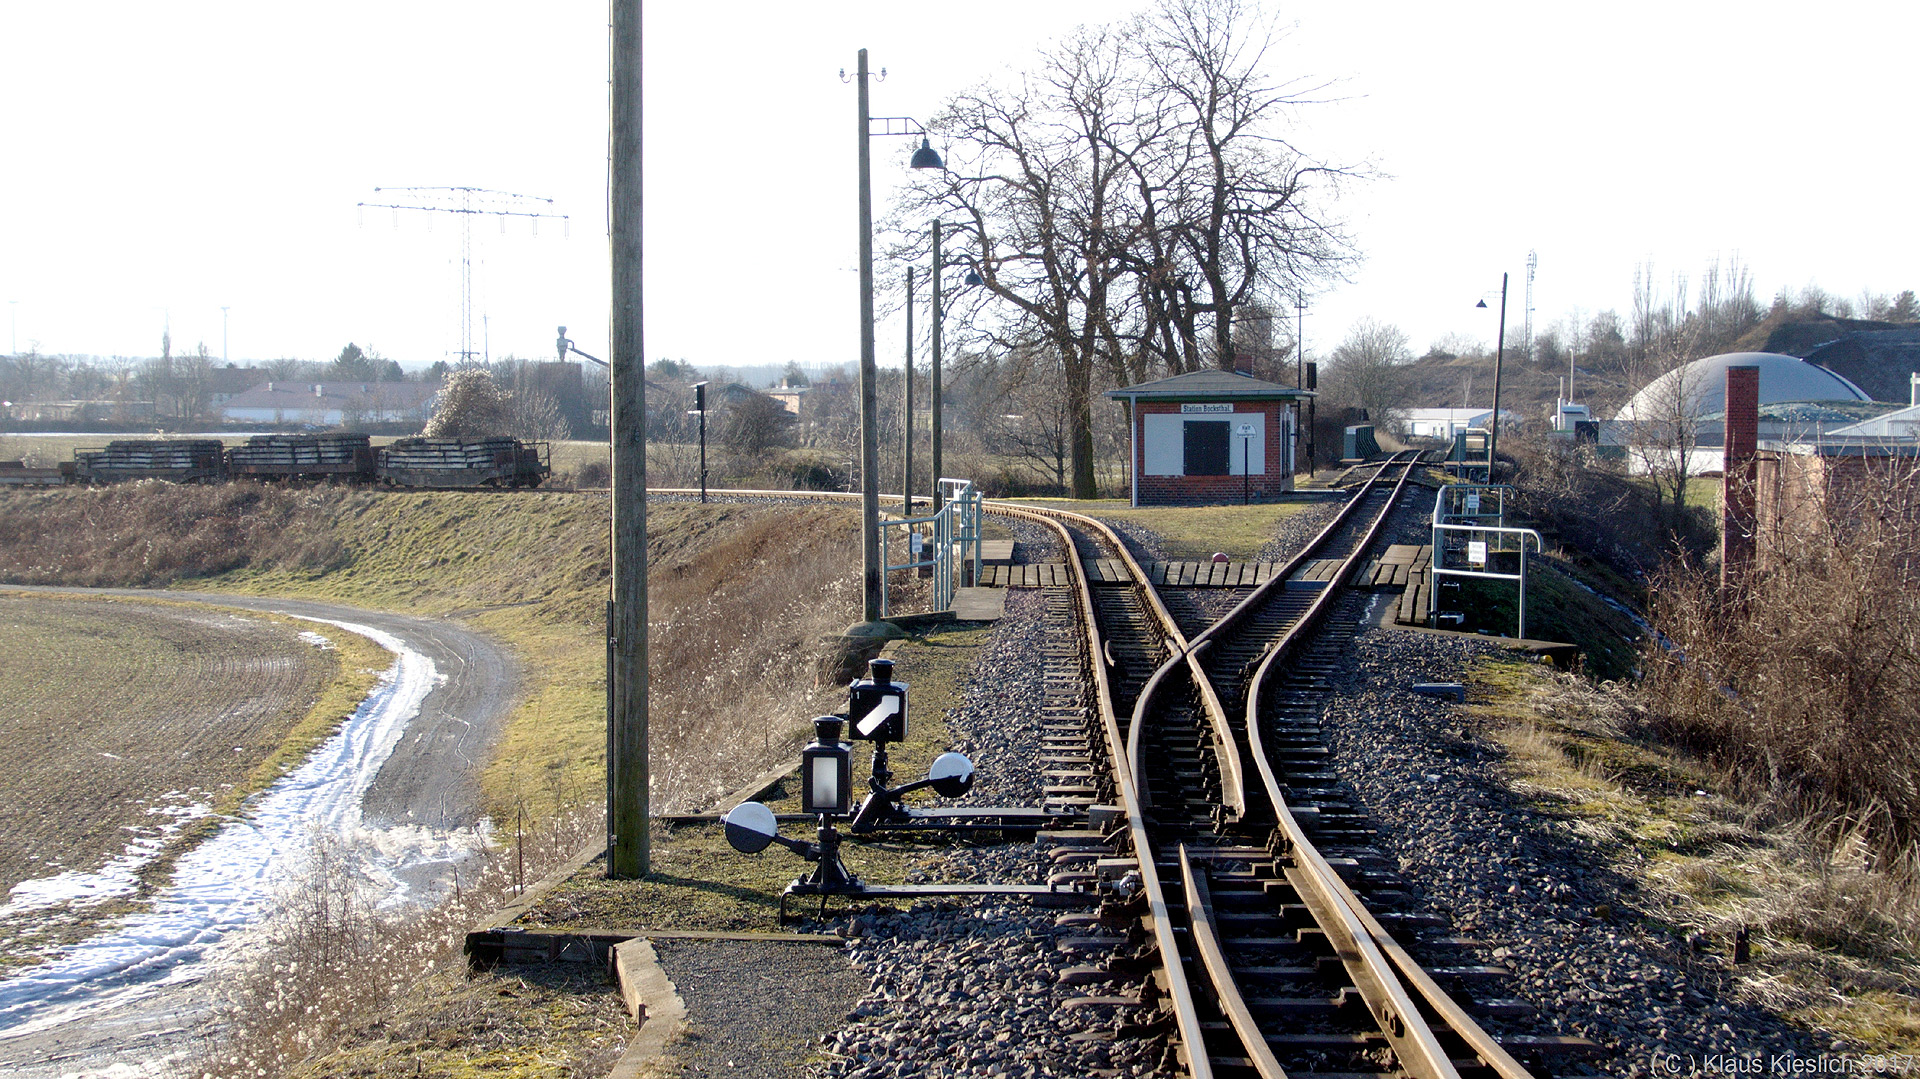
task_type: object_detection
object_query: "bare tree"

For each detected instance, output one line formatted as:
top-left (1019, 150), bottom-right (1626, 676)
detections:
top-left (1318, 317), bottom-right (1412, 427)
top-left (1618, 329), bottom-right (1711, 537)
top-left (719, 391), bottom-right (795, 457)
top-left (509, 386), bottom-right (570, 441)
top-left (423, 368), bottom-right (510, 436)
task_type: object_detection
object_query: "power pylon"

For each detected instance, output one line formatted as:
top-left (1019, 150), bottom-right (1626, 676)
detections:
top-left (1524, 249), bottom-right (1538, 361)
top-left (360, 186), bottom-right (568, 364)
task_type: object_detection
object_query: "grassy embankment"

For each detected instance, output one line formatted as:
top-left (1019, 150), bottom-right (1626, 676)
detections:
top-left (1471, 658), bottom-right (1920, 1050)
top-left (0, 483), bottom-right (872, 822)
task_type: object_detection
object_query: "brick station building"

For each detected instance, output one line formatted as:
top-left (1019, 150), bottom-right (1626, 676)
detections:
top-left (1107, 370), bottom-right (1311, 506)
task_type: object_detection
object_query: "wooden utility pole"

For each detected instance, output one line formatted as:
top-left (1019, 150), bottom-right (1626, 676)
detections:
top-left (857, 48), bottom-right (882, 624)
top-left (607, 0), bottom-right (649, 879)
top-left (903, 265), bottom-right (914, 512)
top-left (931, 223), bottom-right (944, 506)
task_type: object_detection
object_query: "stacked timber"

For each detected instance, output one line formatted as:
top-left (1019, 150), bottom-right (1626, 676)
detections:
top-left (73, 439), bottom-right (226, 483)
top-left (229, 433), bottom-right (375, 479)
top-left (376, 437), bottom-right (547, 488)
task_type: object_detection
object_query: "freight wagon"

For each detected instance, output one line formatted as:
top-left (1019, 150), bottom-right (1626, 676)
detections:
top-left (26, 435), bottom-right (551, 490)
top-left (227, 433), bottom-right (377, 482)
top-left (375, 437), bottom-right (549, 488)
top-left (73, 440), bottom-right (227, 484)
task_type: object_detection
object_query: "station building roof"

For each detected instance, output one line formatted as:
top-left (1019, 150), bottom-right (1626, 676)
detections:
top-left (1107, 369), bottom-right (1312, 401)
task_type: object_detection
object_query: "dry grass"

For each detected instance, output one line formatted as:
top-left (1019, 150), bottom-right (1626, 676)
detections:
top-left (195, 814), bottom-right (627, 1079)
top-left (1637, 470), bottom-right (1920, 856)
top-left (1474, 657), bottom-right (1920, 1051)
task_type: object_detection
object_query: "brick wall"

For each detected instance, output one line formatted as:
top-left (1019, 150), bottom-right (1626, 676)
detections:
top-left (1132, 399), bottom-right (1295, 505)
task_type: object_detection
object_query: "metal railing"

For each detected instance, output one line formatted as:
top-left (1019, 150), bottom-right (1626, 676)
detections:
top-left (1430, 483), bottom-right (1541, 639)
top-left (878, 479), bottom-right (983, 617)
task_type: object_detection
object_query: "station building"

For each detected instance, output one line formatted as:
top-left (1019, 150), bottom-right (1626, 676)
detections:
top-left (1107, 370), bottom-right (1311, 507)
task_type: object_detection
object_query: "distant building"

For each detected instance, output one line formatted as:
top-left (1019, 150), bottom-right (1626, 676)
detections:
top-left (208, 365), bottom-right (268, 408)
top-left (1403, 407), bottom-right (1495, 440)
top-left (220, 381), bottom-right (439, 427)
top-left (767, 379), bottom-right (808, 415)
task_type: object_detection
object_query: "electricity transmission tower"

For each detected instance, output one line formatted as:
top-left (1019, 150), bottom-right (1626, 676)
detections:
top-left (1524, 249), bottom-right (1538, 360)
top-left (360, 186), bottom-right (568, 364)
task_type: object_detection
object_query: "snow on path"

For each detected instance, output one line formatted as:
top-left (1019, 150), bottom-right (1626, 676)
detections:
top-left (0, 618), bottom-right (483, 1039)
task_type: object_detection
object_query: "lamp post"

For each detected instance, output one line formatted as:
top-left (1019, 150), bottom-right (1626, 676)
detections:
top-left (903, 266), bottom-right (914, 513)
top-left (221, 306), bottom-right (230, 365)
top-left (852, 47), bottom-right (944, 628)
top-left (697, 383), bottom-right (708, 503)
top-left (1476, 273), bottom-right (1510, 478)
top-left (929, 221), bottom-right (983, 509)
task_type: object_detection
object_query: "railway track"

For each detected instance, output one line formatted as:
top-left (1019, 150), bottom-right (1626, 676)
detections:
top-left (990, 456), bottom-right (1592, 1079)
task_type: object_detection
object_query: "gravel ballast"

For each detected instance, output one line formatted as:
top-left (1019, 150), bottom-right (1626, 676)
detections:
top-left (663, 494), bottom-right (1847, 1077)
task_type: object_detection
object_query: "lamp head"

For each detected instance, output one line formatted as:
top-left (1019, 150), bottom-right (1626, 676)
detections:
top-left (964, 269), bottom-right (983, 287)
top-left (1475, 299), bottom-right (1489, 309)
top-left (721, 801), bottom-right (779, 854)
top-left (909, 137), bottom-right (945, 171)
top-left (800, 716), bottom-right (852, 816)
top-left (926, 752), bottom-right (975, 798)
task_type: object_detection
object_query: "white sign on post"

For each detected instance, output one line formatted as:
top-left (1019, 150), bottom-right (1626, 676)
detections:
top-left (1236, 423), bottom-right (1255, 437)
top-left (1465, 492), bottom-right (1481, 514)
top-left (910, 532), bottom-right (923, 554)
top-left (1468, 540), bottom-right (1488, 565)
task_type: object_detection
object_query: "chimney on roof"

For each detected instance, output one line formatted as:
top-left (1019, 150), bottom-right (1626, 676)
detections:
top-left (1910, 371), bottom-right (1918, 407)
top-left (267, 382), bottom-right (275, 392)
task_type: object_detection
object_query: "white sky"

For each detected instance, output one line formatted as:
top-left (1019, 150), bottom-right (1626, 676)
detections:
top-left (3, 1), bottom-right (1915, 378)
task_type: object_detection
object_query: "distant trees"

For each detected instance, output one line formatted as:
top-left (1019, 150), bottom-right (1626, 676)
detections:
top-left (899, 0), bottom-right (1353, 496)
top-left (1319, 318), bottom-right (1412, 426)
top-left (326, 343), bottom-right (404, 383)
top-left (718, 392), bottom-right (795, 456)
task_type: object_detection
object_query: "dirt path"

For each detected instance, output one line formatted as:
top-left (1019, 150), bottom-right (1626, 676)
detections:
top-left (0, 587), bottom-right (520, 1076)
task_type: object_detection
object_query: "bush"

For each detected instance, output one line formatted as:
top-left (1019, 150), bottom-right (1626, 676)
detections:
top-left (1638, 469), bottom-right (1920, 856)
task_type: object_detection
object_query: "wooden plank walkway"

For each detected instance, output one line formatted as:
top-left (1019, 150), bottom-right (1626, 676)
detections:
top-left (1142, 561), bottom-right (1283, 587)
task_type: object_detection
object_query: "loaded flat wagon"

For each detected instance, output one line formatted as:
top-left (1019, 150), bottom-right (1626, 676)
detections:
top-left (375, 436), bottom-right (549, 488)
top-left (228, 433), bottom-right (376, 481)
top-left (73, 439), bottom-right (227, 484)
top-left (0, 461), bottom-right (77, 486)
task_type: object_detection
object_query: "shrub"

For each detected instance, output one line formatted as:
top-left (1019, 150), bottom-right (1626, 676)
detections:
top-left (1638, 466), bottom-right (1920, 856)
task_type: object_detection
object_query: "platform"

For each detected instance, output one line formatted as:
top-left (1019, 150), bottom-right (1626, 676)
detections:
top-left (951, 586), bottom-right (1008, 621)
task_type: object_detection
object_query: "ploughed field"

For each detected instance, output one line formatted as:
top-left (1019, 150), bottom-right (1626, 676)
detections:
top-left (0, 594), bottom-right (335, 895)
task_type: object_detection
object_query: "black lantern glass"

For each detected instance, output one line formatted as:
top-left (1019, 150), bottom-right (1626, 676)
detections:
top-left (800, 716), bottom-right (852, 816)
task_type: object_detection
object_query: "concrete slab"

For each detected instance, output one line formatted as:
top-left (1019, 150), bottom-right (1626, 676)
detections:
top-left (952, 586), bottom-right (1008, 621)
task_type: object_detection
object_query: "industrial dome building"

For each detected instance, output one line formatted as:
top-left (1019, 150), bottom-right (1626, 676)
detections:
top-left (1604, 351), bottom-right (1888, 476)
top-left (1613, 351), bottom-right (1871, 426)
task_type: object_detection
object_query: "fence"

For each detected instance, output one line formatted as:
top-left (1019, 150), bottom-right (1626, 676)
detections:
top-left (878, 479), bottom-right (984, 617)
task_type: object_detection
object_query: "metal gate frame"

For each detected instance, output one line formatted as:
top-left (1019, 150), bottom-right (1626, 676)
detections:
top-left (879, 479), bottom-right (983, 617)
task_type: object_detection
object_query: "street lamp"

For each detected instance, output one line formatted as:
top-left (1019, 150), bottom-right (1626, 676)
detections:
top-left (930, 220), bottom-right (983, 508)
top-left (693, 382), bottom-right (710, 501)
top-left (1475, 272), bottom-right (1510, 478)
top-left (221, 306), bottom-right (230, 365)
top-left (851, 47), bottom-right (944, 631)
